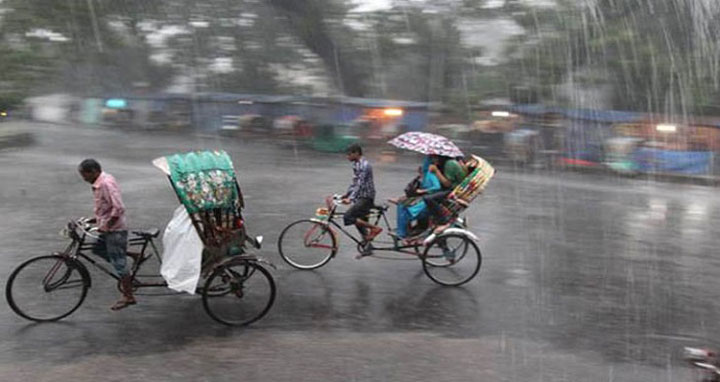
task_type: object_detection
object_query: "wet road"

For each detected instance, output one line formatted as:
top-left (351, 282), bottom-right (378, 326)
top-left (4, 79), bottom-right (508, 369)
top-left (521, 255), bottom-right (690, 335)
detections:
top-left (1, 123), bottom-right (719, 381)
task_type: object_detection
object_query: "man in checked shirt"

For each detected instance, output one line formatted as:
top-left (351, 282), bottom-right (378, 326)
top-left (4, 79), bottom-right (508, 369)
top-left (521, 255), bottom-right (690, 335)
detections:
top-left (78, 159), bottom-right (137, 310)
top-left (341, 144), bottom-right (382, 257)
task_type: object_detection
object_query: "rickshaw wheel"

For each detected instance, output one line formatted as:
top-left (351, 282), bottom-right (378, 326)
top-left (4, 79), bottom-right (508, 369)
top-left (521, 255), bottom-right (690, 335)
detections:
top-left (278, 219), bottom-right (337, 270)
top-left (6, 255), bottom-right (89, 322)
top-left (422, 233), bottom-right (481, 286)
top-left (202, 259), bottom-right (276, 326)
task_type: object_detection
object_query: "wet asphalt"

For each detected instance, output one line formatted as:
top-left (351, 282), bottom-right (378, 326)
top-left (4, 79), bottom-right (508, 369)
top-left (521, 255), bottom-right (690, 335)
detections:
top-left (0, 122), bottom-right (719, 381)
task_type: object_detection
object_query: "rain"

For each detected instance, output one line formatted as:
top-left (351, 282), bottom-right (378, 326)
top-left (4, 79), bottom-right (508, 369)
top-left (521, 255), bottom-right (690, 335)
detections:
top-left (1, 0), bottom-right (719, 381)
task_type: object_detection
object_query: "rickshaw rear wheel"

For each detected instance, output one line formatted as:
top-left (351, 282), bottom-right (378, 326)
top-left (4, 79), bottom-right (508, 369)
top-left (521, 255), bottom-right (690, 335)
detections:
top-left (422, 233), bottom-right (481, 286)
top-left (202, 259), bottom-right (276, 326)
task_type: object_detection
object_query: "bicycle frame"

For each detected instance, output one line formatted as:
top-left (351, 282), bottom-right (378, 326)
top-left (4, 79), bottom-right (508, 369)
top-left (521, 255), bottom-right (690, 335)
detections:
top-left (59, 222), bottom-right (166, 288)
top-left (322, 201), bottom-right (424, 255)
top-left (8, 217), bottom-right (277, 326)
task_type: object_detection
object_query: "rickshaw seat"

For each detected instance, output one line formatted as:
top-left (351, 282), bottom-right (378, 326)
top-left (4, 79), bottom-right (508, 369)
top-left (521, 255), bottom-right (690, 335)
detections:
top-left (132, 228), bottom-right (160, 238)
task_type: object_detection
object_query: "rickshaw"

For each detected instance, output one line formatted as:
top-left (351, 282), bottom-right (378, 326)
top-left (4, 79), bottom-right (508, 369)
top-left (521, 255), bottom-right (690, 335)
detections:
top-left (311, 123), bottom-right (360, 153)
top-left (278, 134), bottom-right (495, 286)
top-left (5, 150), bottom-right (276, 326)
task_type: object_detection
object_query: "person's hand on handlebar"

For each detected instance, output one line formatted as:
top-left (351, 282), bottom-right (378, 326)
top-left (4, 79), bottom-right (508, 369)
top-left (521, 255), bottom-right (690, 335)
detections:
top-left (331, 193), bottom-right (350, 205)
top-left (79, 217), bottom-right (97, 224)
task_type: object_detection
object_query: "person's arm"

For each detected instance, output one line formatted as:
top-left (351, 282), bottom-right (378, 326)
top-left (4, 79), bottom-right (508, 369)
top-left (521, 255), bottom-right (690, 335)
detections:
top-left (342, 170), bottom-right (356, 203)
top-left (343, 179), bottom-right (357, 204)
top-left (346, 161), bottom-right (371, 203)
top-left (100, 182), bottom-right (126, 231)
top-left (425, 172), bottom-right (442, 193)
top-left (429, 164), bottom-right (452, 188)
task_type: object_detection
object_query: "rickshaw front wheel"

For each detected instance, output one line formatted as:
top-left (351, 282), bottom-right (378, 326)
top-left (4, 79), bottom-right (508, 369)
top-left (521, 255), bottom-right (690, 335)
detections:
top-left (6, 255), bottom-right (90, 322)
top-left (278, 219), bottom-right (337, 270)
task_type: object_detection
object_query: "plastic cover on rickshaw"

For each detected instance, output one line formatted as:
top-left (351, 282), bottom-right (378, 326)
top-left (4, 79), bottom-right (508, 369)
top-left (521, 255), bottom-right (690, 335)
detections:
top-left (153, 150), bottom-right (244, 294)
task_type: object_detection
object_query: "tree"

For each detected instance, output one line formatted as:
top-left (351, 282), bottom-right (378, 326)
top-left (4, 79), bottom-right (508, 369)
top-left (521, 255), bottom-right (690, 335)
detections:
top-left (0, 0), bottom-right (173, 98)
top-left (504, 0), bottom-right (720, 115)
top-left (267, 0), bottom-right (369, 96)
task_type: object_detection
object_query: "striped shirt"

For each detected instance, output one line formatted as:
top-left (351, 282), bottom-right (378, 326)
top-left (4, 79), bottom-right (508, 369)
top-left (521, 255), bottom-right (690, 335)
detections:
top-left (347, 157), bottom-right (376, 202)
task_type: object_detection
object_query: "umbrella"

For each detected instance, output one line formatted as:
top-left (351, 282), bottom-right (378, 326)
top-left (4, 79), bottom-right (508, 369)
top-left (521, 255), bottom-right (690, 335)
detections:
top-left (388, 132), bottom-right (464, 157)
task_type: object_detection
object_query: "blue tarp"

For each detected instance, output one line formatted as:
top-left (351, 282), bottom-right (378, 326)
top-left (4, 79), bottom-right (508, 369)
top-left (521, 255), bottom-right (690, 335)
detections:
top-left (633, 148), bottom-right (713, 175)
top-left (509, 105), bottom-right (648, 162)
top-left (510, 104), bottom-right (646, 123)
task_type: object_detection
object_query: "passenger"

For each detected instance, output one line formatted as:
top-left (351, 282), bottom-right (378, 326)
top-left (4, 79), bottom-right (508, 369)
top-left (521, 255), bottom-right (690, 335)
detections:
top-left (390, 156), bottom-right (442, 241)
top-left (423, 155), bottom-right (468, 229)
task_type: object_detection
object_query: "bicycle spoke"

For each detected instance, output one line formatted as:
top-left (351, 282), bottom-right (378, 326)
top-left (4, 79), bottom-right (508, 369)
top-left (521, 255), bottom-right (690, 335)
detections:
top-left (423, 234), bottom-right (481, 286)
top-left (48, 279), bottom-right (86, 291)
top-left (279, 220), bottom-right (337, 270)
top-left (203, 261), bottom-right (276, 326)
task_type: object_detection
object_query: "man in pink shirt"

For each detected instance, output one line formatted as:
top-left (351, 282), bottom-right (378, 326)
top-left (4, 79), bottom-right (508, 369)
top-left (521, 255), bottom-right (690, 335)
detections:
top-left (78, 159), bottom-right (136, 310)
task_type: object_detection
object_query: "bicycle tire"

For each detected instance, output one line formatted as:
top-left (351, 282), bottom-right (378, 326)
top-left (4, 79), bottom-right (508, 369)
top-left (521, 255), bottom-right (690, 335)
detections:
top-left (278, 219), bottom-right (337, 270)
top-left (422, 234), bottom-right (482, 286)
top-left (6, 255), bottom-right (89, 322)
top-left (202, 260), bottom-right (276, 326)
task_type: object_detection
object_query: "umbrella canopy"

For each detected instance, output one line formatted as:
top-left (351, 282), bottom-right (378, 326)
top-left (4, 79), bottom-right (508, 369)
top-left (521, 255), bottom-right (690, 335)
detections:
top-left (388, 132), bottom-right (464, 157)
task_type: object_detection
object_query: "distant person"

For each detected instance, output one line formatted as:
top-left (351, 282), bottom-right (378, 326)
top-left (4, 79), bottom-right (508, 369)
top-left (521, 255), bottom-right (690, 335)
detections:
top-left (78, 159), bottom-right (136, 310)
top-left (341, 144), bottom-right (382, 257)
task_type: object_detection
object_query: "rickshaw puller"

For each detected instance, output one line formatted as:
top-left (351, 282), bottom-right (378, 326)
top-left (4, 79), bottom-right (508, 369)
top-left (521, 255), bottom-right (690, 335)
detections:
top-left (78, 159), bottom-right (136, 311)
top-left (341, 144), bottom-right (382, 255)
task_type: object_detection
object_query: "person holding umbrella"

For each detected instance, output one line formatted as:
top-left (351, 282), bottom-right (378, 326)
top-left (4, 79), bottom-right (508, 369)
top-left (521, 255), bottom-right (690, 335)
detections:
top-left (387, 132), bottom-right (467, 239)
top-left (389, 156), bottom-right (442, 242)
top-left (423, 154), bottom-right (467, 230)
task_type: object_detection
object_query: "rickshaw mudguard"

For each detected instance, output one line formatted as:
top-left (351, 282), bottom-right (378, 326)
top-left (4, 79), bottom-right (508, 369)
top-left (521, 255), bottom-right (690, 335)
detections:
top-left (423, 228), bottom-right (479, 246)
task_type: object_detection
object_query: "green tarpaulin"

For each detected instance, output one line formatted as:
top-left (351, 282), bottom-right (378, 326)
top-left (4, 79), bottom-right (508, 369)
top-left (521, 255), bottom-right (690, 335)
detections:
top-left (165, 150), bottom-right (239, 213)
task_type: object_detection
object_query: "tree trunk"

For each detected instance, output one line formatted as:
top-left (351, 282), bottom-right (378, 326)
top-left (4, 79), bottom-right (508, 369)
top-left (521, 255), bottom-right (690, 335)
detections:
top-left (267, 0), bottom-right (366, 96)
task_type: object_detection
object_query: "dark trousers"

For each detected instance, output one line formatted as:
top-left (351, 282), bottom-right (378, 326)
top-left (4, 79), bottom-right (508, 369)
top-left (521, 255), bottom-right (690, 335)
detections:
top-left (344, 197), bottom-right (374, 236)
top-left (92, 231), bottom-right (129, 277)
top-left (423, 190), bottom-right (451, 224)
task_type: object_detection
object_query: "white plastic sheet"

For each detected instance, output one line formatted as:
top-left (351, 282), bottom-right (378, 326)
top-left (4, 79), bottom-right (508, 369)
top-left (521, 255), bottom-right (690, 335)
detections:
top-left (161, 205), bottom-right (203, 294)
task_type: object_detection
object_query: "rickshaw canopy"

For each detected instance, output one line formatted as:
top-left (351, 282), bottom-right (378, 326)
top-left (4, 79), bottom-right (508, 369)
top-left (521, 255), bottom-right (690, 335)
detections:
top-left (450, 155), bottom-right (495, 203)
top-left (153, 150), bottom-right (242, 214)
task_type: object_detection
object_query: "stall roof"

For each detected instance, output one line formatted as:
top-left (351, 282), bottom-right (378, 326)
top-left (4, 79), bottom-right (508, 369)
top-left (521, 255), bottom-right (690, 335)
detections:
top-left (332, 96), bottom-right (432, 109)
top-left (510, 104), bottom-right (646, 123)
top-left (196, 93), bottom-right (309, 104)
top-left (94, 93), bottom-right (194, 101)
top-left (94, 92), bottom-right (435, 109)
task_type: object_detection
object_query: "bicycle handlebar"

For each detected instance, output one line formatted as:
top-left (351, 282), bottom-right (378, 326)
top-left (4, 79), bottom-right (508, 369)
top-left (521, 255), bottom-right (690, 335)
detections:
top-left (70, 217), bottom-right (101, 240)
